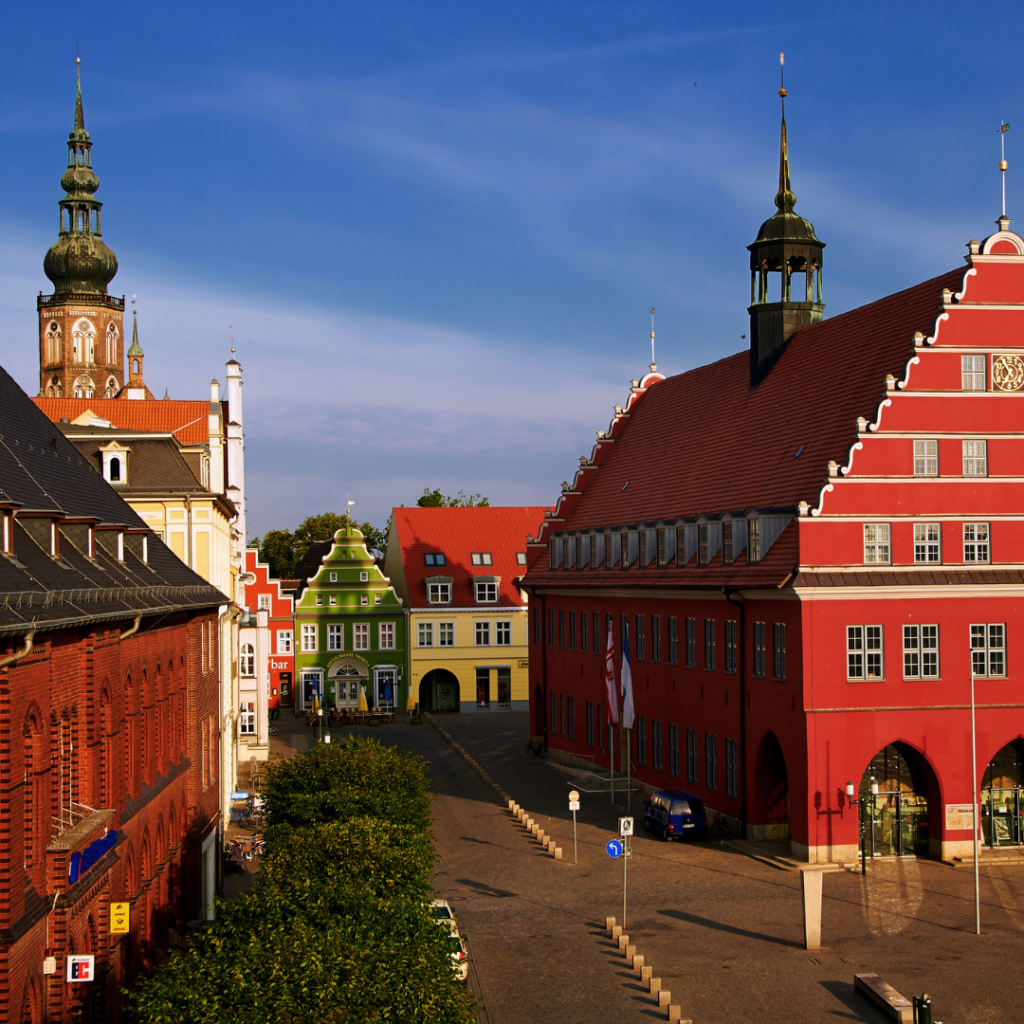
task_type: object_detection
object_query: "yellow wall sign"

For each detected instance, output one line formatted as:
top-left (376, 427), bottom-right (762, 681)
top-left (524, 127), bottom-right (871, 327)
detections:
top-left (110, 903), bottom-right (130, 934)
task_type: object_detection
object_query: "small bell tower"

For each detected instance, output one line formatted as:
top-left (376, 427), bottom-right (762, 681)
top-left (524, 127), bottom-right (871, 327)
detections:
top-left (747, 55), bottom-right (825, 387)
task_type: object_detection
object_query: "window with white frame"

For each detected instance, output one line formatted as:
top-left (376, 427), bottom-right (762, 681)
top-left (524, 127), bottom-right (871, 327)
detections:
top-left (360, 571), bottom-right (368, 582)
top-left (379, 622), bottom-right (395, 649)
top-left (427, 583), bottom-right (451, 604)
top-left (962, 354), bottom-right (986, 390)
top-left (971, 623), bottom-right (1005, 677)
top-left (329, 572), bottom-right (337, 582)
top-left (475, 621), bottom-right (491, 646)
top-left (474, 581), bottom-right (498, 603)
top-left (315, 595), bottom-right (323, 606)
top-left (964, 522), bottom-right (990, 563)
top-left (903, 625), bottom-right (939, 679)
top-left (847, 625), bottom-right (883, 679)
top-left (240, 643), bottom-right (255, 676)
top-left (864, 523), bottom-right (891, 564)
top-left (418, 621), bottom-right (434, 647)
top-left (327, 624), bottom-right (343, 651)
top-left (963, 439), bottom-right (987, 476)
top-left (353, 623), bottom-right (369, 651)
top-left (439, 622), bottom-right (455, 647)
top-left (329, 595), bottom-right (337, 606)
top-left (914, 523), bottom-right (941, 563)
top-left (276, 630), bottom-right (293, 654)
top-left (301, 624), bottom-right (317, 652)
top-left (258, 594), bottom-right (271, 610)
top-left (913, 439), bottom-right (938, 476)
top-left (360, 595), bottom-right (368, 606)
top-left (495, 621), bottom-right (512, 645)
top-left (471, 552), bottom-right (493, 566)
top-left (239, 701), bottom-right (256, 735)
top-left (374, 594), bottom-right (381, 605)
top-left (748, 518), bottom-right (761, 562)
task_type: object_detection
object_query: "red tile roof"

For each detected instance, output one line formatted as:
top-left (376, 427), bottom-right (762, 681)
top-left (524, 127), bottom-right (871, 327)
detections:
top-left (32, 398), bottom-right (211, 446)
top-left (392, 506), bottom-right (549, 609)
top-left (553, 267), bottom-right (966, 531)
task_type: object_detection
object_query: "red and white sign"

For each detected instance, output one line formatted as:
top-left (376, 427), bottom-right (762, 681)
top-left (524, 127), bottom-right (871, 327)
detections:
top-left (66, 954), bottom-right (94, 983)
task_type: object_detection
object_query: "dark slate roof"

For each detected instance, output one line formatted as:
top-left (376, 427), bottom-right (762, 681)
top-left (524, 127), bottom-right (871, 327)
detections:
top-left (0, 364), bottom-right (225, 634)
top-left (554, 268), bottom-right (964, 530)
top-left (293, 541), bottom-right (333, 585)
top-left (63, 430), bottom-right (204, 490)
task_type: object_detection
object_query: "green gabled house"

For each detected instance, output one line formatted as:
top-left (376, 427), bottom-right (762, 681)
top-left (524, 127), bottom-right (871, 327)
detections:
top-left (293, 526), bottom-right (407, 712)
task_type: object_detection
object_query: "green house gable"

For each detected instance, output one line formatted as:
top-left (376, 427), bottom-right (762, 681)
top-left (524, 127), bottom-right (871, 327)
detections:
top-left (293, 527), bottom-right (407, 711)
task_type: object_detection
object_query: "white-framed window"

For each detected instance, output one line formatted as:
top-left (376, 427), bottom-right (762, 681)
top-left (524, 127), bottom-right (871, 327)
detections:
top-left (301, 624), bottom-right (317, 652)
top-left (964, 522), bottom-right (990, 563)
top-left (495, 621), bottom-right (512, 645)
top-left (428, 583), bottom-right (451, 604)
top-left (847, 625), bottom-right (884, 680)
top-left (276, 630), bottom-right (293, 654)
top-left (475, 621), bottom-right (491, 646)
top-left (471, 552), bottom-right (493, 566)
top-left (240, 643), bottom-right (255, 677)
top-left (913, 439), bottom-right (938, 476)
top-left (748, 519), bottom-right (761, 562)
top-left (354, 624), bottom-right (369, 651)
top-left (517, 552), bottom-right (527, 565)
top-left (379, 622), bottom-right (395, 650)
top-left (474, 581), bottom-right (498, 603)
top-left (971, 623), bottom-right (1005, 677)
top-left (329, 572), bottom-right (337, 582)
top-left (962, 354), bottom-right (986, 390)
top-left (315, 595), bottom-right (323, 605)
top-left (914, 523), bottom-right (941, 563)
top-left (239, 701), bottom-right (256, 735)
top-left (374, 594), bottom-right (381, 605)
top-left (258, 594), bottom-right (271, 610)
top-left (360, 594), bottom-right (368, 606)
top-left (864, 523), bottom-right (890, 564)
top-left (360, 571), bottom-right (368, 582)
top-left (418, 621), bottom-right (434, 647)
top-left (963, 440), bottom-right (987, 476)
top-left (328, 624), bottom-right (343, 651)
top-left (329, 595), bottom-right (337, 606)
top-left (439, 622), bottom-right (455, 647)
top-left (903, 625), bottom-right (939, 679)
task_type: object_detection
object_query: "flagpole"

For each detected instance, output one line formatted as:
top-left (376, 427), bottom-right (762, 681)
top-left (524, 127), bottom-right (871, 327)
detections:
top-left (626, 728), bottom-right (632, 814)
top-left (610, 722), bottom-right (615, 803)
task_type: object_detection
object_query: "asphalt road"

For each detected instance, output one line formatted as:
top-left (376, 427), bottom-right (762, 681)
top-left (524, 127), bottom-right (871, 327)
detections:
top-left (268, 711), bottom-right (1024, 1023)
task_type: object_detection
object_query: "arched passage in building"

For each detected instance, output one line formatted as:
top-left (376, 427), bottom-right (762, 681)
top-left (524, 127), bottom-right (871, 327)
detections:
top-left (982, 738), bottom-right (1024, 847)
top-left (751, 730), bottom-right (789, 840)
top-left (419, 669), bottom-right (460, 712)
top-left (327, 658), bottom-right (368, 710)
top-left (859, 741), bottom-right (940, 858)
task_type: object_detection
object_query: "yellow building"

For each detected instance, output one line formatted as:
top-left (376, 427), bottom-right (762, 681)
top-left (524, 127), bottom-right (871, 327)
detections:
top-left (384, 506), bottom-right (547, 711)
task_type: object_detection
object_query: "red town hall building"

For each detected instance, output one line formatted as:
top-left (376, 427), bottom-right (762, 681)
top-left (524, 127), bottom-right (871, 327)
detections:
top-left (524, 116), bottom-right (1024, 864)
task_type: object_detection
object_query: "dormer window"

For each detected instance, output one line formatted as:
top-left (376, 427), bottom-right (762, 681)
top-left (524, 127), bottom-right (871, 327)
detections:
top-left (426, 578), bottom-right (453, 604)
top-left (425, 553), bottom-right (446, 566)
top-left (474, 580), bottom-right (499, 603)
top-left (471, 552), bottom-right (493, 566)
top-left (100, 441), bottom-right (131, 486)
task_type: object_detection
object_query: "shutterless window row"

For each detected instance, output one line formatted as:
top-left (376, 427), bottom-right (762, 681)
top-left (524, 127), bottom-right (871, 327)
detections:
top-left (847, 623), bottom-right (1006, 680)
top-left (417, 620), bottom-right (514, 647)
top-left (427, 581), bottom-right (500, 604)
top-left (912, 439), bottom-right (988, 476)
top-left (536, 610), bottom-right (786, 680)
top-left (298, 622), bottom-right (397, 652)
top-left (864, 521), bottom-right (991, 564)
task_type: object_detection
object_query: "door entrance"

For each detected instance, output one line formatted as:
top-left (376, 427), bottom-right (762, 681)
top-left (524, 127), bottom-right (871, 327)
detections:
top-left (376, 669), bottom-right (397, 710)
top-left (868, 790), bottom-right (929, 857)
top-left (982, 740), bottom-right (1024, 847)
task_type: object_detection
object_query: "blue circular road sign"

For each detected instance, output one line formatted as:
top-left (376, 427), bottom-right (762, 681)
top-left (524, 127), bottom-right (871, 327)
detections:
top-left (606, 839), bottom-right (623, 859)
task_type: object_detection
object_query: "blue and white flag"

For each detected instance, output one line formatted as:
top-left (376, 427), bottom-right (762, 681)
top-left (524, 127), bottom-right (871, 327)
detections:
top-left (621, 624), bottom-right (635, 730)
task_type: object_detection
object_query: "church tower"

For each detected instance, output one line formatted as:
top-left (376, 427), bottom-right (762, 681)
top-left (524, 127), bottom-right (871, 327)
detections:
top-left (38, 59), bottom-right (125, 399)
top-left (747, 67), bottom-right (825, 386)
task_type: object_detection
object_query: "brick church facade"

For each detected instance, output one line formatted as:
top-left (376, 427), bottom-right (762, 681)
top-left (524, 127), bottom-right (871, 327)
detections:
top-left (524, 105), bottom-right (1024, 864)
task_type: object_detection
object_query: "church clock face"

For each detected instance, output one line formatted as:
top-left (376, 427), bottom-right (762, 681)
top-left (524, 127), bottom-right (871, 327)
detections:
top-left (992, 354), bottom-right (1024, 392)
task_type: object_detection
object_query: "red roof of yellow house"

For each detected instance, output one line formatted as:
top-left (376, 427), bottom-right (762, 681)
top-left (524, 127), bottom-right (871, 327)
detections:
top-left (32, 398), bottom-right (211, 446)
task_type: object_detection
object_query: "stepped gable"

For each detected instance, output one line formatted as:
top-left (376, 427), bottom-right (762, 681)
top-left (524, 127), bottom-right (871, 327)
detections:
top-left (559, 266), bottom-right (966, 531)
top-left (392, 506), bottom-right (548, 609)
top-left (0, 363), bottom-right (224, 631)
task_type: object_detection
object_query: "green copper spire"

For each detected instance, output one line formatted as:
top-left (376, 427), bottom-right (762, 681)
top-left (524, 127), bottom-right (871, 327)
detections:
top-left (775, 116), bottom-right (796, 214)
top-left (43, 58), bottom-right (118, 297)
top-left (127, 311), bottom-right (144, 357)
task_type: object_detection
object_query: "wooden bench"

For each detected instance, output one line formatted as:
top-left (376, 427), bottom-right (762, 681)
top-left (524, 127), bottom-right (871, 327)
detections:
top-left (854, 974), bottom-right (913, 1023)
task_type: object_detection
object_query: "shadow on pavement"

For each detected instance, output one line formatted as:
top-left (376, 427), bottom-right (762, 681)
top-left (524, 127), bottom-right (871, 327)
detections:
top-left (817, 979), bottom-right (890, 1022)
top-left (659, 907), bottom-right (802, 948)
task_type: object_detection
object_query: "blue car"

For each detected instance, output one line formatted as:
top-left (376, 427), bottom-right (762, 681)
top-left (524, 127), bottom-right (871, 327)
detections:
top-left (642, 790), bottom-right (708, 841)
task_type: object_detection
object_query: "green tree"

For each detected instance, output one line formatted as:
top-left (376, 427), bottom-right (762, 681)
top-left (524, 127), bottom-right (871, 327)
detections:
top-left (253, 528), bottom-right (298, 579)
top-left (416, 488), bottom-right (489, 508)
top-left (255, 513), bottom-right (388, 581)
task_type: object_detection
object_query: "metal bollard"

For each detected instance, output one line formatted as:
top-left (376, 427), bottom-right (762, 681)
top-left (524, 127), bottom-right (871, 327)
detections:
top-left (912, 994), bottom-right (932, 1024)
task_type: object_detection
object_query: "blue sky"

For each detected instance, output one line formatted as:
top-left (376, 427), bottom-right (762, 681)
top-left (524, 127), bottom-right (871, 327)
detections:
top-left (1, 2), bottom-right (1022, 538)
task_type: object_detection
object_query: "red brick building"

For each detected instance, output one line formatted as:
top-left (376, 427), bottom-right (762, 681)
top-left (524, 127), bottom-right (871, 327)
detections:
top-left (0, 363), bottom-right (225, 1022)
top-left (524, 114), bottom-right (1024, 864)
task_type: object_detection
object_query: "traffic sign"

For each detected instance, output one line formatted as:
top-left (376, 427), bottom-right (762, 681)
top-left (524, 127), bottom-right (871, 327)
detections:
top-left (110, 902), bottom-right (129, 934)
top-left (569, 799), bottom-right (580, 811)
top-left (619, 816), bottom-right (634, 837)
top-left (606, 839), bottom-right (623, 859)
top-left (569, 790), bottom-right (579, 801)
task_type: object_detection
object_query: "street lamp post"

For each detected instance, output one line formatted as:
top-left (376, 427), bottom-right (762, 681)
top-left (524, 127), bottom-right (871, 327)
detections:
top-left (846, 777), bottom-right (879, 875)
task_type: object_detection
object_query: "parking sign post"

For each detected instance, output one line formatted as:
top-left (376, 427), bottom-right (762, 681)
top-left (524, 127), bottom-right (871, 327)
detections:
top-left (569, 790), bottom-right (580, 864)
top-left (619, 817), bottom-right (633, 929)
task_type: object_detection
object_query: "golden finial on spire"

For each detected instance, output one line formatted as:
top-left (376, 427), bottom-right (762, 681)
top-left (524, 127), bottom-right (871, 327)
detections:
top-left (999, 122), bottom-right (1010, 217)
top-left (650, 308), bottom-right (656, 364)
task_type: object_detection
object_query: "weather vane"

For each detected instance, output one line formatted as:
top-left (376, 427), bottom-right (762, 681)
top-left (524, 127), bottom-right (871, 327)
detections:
top-left (999, 122), bottom-right (1010, 217)
top-left (650, 308), bottom-right (656, 365)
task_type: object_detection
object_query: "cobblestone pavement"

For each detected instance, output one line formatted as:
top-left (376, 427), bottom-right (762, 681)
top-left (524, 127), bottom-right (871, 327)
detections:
top-left (254, 711), bottom-right (1024, 1022)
